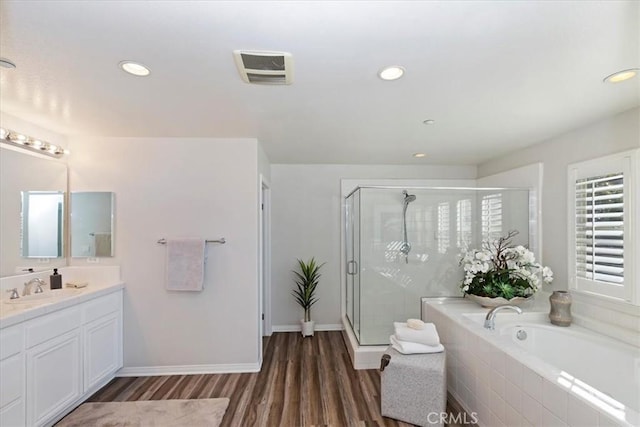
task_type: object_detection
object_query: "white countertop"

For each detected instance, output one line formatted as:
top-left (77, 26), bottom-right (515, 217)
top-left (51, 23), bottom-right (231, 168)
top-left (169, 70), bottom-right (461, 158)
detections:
top-left (0, 281), bottom-right (124, 329)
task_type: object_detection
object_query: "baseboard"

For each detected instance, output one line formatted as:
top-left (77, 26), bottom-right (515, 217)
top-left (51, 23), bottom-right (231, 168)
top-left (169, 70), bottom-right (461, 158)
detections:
top-left (117, 362), bottom-right (261, 377)
top-left (272, 323), bottom-right (343, 332)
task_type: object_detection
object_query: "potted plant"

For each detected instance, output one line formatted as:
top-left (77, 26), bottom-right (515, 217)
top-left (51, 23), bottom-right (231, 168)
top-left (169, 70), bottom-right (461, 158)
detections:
top-left (292, 258), bottom-right (324, 337)
top-left (459, 230), bottom-right (553, 307)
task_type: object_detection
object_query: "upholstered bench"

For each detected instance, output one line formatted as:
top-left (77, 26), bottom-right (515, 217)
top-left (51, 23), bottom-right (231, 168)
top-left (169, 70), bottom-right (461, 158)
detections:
top-left (380, 347), bottom-right (447, 427)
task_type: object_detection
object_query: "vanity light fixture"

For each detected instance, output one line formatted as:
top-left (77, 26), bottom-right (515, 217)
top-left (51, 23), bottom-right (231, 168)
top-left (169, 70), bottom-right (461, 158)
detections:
top-left (378, 66), bottom-right (405, 81)
top-left (603, 68), bottom-right (639, 84)
top-left (413, 153), bottom-right (427, 158)
top-left (0, 127), bottom-right (67, 158)
top-left (119, 60), bottom-right (151, 77)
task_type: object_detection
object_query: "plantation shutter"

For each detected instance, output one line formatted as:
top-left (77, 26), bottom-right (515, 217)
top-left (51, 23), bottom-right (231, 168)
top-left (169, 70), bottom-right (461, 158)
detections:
top-left (575, 173), bottom-right (624, 284)
top-left (437, 202), bottom-right (450, 254)
top-left (481, 194), bottom-right (502, 240)
top-left (457, 199), bottom-right (472, 248)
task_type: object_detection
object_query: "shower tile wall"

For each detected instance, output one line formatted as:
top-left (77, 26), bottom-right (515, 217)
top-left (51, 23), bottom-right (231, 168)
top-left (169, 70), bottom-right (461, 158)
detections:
top-left (350, 187), bottom-right (530, 345)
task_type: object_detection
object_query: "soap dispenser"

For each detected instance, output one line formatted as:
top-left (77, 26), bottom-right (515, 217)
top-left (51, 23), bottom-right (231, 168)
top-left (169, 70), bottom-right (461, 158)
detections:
top-left (50, 268), bottom-right (62, 290)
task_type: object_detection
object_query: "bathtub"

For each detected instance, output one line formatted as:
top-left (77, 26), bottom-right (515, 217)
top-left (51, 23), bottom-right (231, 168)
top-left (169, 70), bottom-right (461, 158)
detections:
top-left (423, 298), bottom-right (640, 427)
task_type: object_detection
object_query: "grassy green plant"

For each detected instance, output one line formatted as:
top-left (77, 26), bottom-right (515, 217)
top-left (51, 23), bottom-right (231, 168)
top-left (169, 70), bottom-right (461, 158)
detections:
top-left (292, 258), bottom-right (324, 322)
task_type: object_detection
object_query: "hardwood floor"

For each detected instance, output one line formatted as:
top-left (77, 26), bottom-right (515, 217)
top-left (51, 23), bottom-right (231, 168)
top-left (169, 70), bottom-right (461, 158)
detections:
top-left (72, 331), bottom-right (461, 426)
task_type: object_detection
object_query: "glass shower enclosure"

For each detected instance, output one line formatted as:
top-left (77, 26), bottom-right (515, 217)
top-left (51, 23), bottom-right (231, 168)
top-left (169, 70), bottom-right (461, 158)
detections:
top-left (345, 186), bottom-right (532, 345)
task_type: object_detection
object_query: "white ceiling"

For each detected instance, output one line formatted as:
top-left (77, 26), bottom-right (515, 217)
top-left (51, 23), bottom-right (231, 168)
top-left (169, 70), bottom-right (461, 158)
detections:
top-left (0, 1), bottom-right (638, 165)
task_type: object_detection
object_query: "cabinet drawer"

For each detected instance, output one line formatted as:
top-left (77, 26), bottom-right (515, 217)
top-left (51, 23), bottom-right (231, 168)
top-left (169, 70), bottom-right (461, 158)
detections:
top-left (25, 307), bottom-right (81, 349)
top-left (83, 292), bottom-right (121, 324)
top-left (0, 324), bottom-right (23, 360)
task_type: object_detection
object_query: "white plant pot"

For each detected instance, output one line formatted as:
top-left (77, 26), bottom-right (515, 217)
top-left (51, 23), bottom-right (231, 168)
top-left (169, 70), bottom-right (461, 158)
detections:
top-left (301, 320), bottom-right (315, 337)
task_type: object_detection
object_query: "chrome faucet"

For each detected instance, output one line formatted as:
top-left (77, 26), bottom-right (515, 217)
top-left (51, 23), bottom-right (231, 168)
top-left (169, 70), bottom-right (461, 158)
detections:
top-left (23, 278), bottom-right (46, 296)
top-left (484, 305), bottom-right (522, 330)
top-left (6, 288), bottom-right (20, 299)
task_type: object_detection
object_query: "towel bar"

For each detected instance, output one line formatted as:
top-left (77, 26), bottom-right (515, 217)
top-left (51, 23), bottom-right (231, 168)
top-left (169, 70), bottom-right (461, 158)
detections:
top-left (157, 238), bottom-right (226, 245)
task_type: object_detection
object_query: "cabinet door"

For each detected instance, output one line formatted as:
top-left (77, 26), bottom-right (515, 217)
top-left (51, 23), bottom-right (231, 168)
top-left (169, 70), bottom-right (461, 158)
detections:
top-left (26, 329), bottom-right (81, 427)
top-left (0, 353), bottom-right (25, 427)
top-left (1, 324), bottom-right (25, 426)
top-left (83, 312), bottom-right (121, 391)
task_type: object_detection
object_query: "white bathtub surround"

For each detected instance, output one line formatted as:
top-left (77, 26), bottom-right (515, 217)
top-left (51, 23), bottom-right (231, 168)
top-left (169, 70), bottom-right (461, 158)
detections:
top-left (423, 298), bottom-right (639, 427)
top-left (570, 291), bottom-right (640, 348)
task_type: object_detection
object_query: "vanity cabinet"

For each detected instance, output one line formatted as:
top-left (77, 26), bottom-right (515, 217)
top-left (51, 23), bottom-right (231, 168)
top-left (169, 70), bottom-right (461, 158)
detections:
top-left (0, 288), bottom-right (123, 427)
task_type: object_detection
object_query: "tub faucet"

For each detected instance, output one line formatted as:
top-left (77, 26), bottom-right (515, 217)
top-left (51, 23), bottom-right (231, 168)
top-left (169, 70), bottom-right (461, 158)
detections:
top-left (23, 278), bottom-right (46, 296)
top-left (484, 305), bottom-right (522, 330)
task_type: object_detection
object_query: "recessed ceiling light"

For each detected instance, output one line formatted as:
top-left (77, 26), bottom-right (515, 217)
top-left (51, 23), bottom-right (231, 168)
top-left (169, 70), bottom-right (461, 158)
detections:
top-left (119, 61), bottom-right (151, 77)
top-left (413, 153), bottom-right (427, 158)
top-left (0, 58), bottom-right (16, 69)
top-left (423, 119), bottom-right (435, 125)
top-left (603, 68), bottom-right (639, 84)
top-left (378, 66), bottom-right (405, 81)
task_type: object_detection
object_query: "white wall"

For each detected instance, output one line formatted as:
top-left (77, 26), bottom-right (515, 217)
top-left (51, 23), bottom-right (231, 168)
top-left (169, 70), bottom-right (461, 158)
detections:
top-left (68, 137), bottom-right (262, 372)
top-left (270, 164), bottom-right (477, 330)
top-left (478, 107), bottom-right (640, 344)
top-left (0, 112), bottom-right (68, 277)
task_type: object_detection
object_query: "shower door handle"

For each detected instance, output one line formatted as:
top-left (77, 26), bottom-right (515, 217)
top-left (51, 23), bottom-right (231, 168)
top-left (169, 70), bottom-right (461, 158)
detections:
top-left (347, 260), bottom-right (358, 275)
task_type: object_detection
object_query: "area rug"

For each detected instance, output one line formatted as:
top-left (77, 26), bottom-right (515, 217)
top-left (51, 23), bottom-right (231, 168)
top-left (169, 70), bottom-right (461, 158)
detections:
top-left (57, 398), bottom-right (230, 427)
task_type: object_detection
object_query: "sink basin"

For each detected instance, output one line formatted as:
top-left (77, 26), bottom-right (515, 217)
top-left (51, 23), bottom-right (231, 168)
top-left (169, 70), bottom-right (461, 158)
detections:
top-left (4, 288), bottom-right (83, 304)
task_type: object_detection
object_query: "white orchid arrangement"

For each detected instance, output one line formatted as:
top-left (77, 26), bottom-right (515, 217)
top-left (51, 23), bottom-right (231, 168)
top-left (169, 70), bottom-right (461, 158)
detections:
top-left (459, 230), bottom-right (553, 299)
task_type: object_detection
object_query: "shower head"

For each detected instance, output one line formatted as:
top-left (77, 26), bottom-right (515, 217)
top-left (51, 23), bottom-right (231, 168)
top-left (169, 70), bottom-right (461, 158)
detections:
top-left (403, 190), bottom-right (416, 203)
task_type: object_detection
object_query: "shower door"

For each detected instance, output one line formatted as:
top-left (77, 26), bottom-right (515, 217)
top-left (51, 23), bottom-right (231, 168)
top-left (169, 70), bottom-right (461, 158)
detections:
top-left (345, 189), bottom-right (361, 340)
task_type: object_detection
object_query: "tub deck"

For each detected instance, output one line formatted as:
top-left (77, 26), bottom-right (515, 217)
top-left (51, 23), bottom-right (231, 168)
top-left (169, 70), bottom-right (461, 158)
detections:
top-left (423, 298), bottom-right (639, 427)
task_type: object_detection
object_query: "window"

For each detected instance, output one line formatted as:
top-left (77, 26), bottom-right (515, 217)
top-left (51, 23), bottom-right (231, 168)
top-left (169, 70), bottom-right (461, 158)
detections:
top-left (481, 193), bottom-right (502, 240)
top-left (575, 173), bottom-right (624, 284)
top-left (568, 149), bottom-right (638, 304)
top-left (456, 199), bottom-right (472, 248)
top-left (437, 202), bottom-right (450, 254)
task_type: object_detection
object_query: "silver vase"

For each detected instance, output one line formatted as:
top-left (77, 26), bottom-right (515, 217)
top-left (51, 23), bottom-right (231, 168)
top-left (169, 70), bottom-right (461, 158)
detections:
top-left (549, 290), bottom-right (572, 326)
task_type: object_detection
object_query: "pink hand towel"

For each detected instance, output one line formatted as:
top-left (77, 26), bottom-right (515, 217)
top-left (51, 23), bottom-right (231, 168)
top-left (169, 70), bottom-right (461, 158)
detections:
top-left (166, 239), bottom-right (206, 291)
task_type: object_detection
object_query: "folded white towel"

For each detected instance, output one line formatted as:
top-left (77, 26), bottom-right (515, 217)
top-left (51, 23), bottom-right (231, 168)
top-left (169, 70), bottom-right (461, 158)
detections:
top-left (407, 318), bottom-right (425, 330)
top-left (166, 239), bottom-right (206, 292)
top-left (66, 282), bottom-right (88, 288)
top-left (394, 321), bottom-right (441, 347)
top-left (390, 335), bottom-right (444, 355)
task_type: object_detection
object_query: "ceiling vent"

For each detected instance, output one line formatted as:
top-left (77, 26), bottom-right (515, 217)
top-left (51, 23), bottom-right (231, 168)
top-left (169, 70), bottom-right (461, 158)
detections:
top-left (233, 50), bottom-right (293, 85)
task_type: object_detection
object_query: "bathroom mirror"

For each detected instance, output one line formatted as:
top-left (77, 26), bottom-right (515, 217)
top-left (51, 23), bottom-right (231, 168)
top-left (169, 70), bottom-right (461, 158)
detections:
top-left (0, 147), bottom-right (68, 277)
top-left (21, 191), bottom-right (65, 258)
top-left (70, 192), bottom-right (115, 257)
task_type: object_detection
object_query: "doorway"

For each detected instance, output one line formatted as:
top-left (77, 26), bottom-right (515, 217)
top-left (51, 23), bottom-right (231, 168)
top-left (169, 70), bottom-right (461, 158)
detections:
top-left (259, 176), bottom-right (272, 338)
